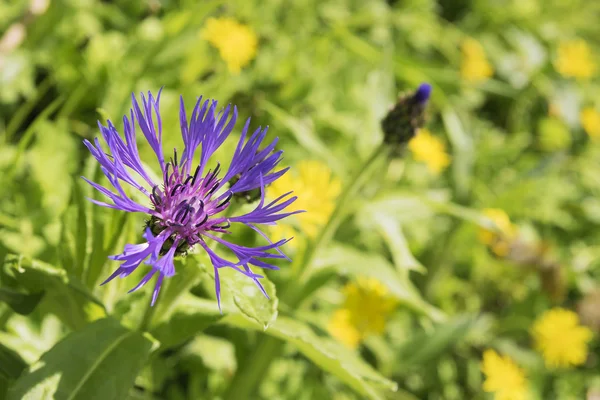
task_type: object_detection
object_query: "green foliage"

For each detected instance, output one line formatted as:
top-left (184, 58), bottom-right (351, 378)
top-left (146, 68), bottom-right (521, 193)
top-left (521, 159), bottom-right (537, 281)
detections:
top-left (1, 0), bottom-right (600, 399)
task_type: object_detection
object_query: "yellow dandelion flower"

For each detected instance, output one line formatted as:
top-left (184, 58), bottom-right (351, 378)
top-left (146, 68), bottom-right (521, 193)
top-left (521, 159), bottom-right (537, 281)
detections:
top-left (554, 40), bottom-right (595, 79)
top-left (343, 278), bottom-right (396, 335)
top-left (581, 107), bottom-right (600, 140)
top-left (531, 308), bottom-right (593, 368)
top-left (201, 17), bottom-right (257, 74)
top-left (478, 208), bottom-right (517, 257)
top-left (460, 38), bottom-right (494, 82)
top-left (481, 349), bottom-right (528, 400)
top-left (328, 278), bottom-right (396, 348)
top-left (408, 129), bottom-right (451, 175)
top-left (327, 309), bottom-right (361, 349)
top-left (268, 160), bottom-right (342, 238)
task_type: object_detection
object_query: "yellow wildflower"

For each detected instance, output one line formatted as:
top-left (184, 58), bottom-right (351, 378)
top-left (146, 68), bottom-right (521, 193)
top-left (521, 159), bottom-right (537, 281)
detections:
top-left (201, 17), bottom-right (257, 74)
top-left (581, 107), bottom-right (600, 140)
top-left (460, 38), bottom-right (494, 82)
top-left (268, 223), bottom-right (298, 251)
top-left (481, 349), bottom-right (528, 400)
top-left (478, 208), bottom-right (517, 257)
top-left (531, 308), bottom-right (593, 368)
top-left (327, 309), bottom-right (361, 349)
top-left (268, 160), bottom-right (342, 238)
top-left (328, 278), bottom-right (397, 348)
top-left (554, 40), bottom-right (595, 79)
top-left (407, 129), bottom-right (451, 175)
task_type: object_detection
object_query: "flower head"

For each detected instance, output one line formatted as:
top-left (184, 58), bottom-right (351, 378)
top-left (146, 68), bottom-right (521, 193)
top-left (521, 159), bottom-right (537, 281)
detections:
top-left (268, 160), bottom-right (341, 237)
top-left (408, 128), bottom-right (451, 175)
top-left (531, 308), bottom-right (593, 368)
top-left (83, 90), bottom-right (299, 307)
top-left (581, 107), bottom-right (600, 140)
top-left (381, 83), bottom-right (432, 152)
top-left (328, 278), bottom-right (396, 348)
top-left (478, 208), bottom-right (516, 257)
top-left (554, 40), bottom-right (595, 79)
top-left (481, 349), bottom-right (528, 400)
top-left (460, 38), bottom-right (493, 82)
top-left (202, 17), bottom-right (258, 74)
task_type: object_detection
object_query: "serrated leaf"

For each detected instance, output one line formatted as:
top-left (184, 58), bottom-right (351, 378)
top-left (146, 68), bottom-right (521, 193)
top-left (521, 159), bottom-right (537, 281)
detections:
top-left (223, 313), bottom-right (397, 400)
top-left (198, 254), bottom-right (278, 329)
top-left (8, 318), bottom-right (156, 400)
top-left (1, 255), bottom-right (106, 329)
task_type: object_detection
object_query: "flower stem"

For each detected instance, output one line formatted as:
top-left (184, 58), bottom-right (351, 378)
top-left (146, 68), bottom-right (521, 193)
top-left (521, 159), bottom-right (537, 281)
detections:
top-left (138, 297), bottom-right (156, 332)
top-left (224, 144), bottom-right (388, 399)
top-left (292, 143), bottom-right (387, 294)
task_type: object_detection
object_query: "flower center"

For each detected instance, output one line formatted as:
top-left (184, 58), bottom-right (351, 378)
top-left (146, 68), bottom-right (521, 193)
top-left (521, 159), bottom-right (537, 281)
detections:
top-left (146, 153), bottom-right (234, 255)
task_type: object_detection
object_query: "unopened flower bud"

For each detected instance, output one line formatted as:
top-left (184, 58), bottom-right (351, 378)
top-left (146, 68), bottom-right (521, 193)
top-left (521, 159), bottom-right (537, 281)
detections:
top-left (381, 83), bottom-right (432, 153)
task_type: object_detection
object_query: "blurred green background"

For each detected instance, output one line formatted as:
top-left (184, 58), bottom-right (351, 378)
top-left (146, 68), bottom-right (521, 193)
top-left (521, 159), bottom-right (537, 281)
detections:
top-left (1, 0), bottom-right (600, 399)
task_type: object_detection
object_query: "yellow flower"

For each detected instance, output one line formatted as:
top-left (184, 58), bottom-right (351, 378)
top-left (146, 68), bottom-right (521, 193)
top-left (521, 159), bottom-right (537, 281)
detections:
top-left (481, 349), bottom-right (528, 400)
top-left (478, 208), bottom-right (516, 257)
top-left (554, 40), bottom-right (595, 79)
top-left (268, 160), bottom-right (342, 238)
top-left (327, 309), bottom-right (361, 349)
top-left (328, 278), bottom-right (397, 348)
top-left (531, 308), bottom-right (593, 368)
top-left (581, 107), bottom-right (600, 140)
top-left (460, 38), bottom-right (494, 82)
top-left (408, 129), bottom-right (451, 175)
top-left (268, 223), bottom-right (299, 251)
top-left (201, 17), bottom-right (257, 74)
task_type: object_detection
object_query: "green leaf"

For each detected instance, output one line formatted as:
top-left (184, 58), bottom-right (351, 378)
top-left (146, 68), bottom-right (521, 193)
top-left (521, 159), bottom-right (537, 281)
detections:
top-left (396, 315), bottom-right (476, 368)
top-left (1, 255), bottom-right (106, 330)
top-left (150, 295), bottom-right (222, 349)
top-left (368, 212), bottom-right (426, 276)
top-left (442, 108), bottom-right (474, 200)
top-left (180, 335), bottom-right (237, 373)
top-left (312, 244), bottom-right (445, 322)
top-left (0, 287), bottom-right (44, 315)
top-left (198, 254), bottom-right (278, 329)
top-left (8, 318), bottom-right (156, 400)
top-left (150, 255), bottom-right (206, 328)
top-left (0, 342), bottom-right (27, 380)
top-left (261, 100), bottom-right (344, 175)
top-left (222, 313), bottom-right (397, 400)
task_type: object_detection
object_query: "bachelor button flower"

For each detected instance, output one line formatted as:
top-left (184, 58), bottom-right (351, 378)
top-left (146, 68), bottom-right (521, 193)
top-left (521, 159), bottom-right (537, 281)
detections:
top-left (408, 128), bottom-right (451, 175)
top-left (268, 160), bottom-right (342, 238)
top-left (554, 40), bottom-right (596, 79)
top-left (580, 107), bottom-right (600, 140)
top-left (531, 308), bottom-right (593, 368)
top-left (83, 90), bottom-right (299, 307)
top-left (460, 38), bottom-right (493, 82)
top-left (327, 278), bottom-right (396, 349)
top-left (202, 17), bottom-right (258, 74)
top-left (481, 349), bottom-right (528, 400)
top-left (478, 208), bottom-right (517, 257)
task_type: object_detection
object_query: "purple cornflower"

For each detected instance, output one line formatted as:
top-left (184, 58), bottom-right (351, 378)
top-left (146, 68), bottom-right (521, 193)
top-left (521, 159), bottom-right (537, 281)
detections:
top-left (83, 90), bottom-right (299, 308)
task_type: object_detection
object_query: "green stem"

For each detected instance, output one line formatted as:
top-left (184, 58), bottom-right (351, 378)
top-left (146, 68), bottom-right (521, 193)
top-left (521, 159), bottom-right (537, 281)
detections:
top-left (138, 297), bottom-right (156, 332)
top-left (4, 77), bottom-right (53, 143)
top-left (224, 144), bottom-right (388, 400)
